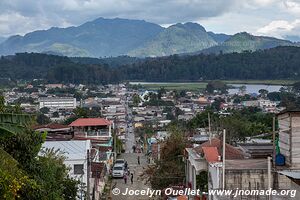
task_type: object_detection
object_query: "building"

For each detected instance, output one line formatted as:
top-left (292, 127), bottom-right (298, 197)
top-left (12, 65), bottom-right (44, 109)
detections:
top-left (69, 118), bottom-right (112, 139)
top-left (185, 138), bottom-right (246, 192)
top-left (276, 111), bottom-right (300, 190)
top-left (41, 140), bottom-right (107, 200)
top-left (69, 118), bottom-right (114, 173)
top-left (39, 97), bottom-right (77, 109)
top-left (41, 140), bottom-right (92, 199)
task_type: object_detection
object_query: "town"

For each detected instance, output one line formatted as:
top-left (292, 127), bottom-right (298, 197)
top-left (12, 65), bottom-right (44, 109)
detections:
top-left (1, 80), bottom-right (300, 200)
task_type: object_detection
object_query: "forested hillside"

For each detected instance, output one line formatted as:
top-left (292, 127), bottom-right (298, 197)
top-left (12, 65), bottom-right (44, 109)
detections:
top-left (1, 46), bottom-right (300, 84)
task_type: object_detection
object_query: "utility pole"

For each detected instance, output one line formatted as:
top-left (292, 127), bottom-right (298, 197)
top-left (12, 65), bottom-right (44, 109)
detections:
top-left (114, 117), bottom-right (117, 159)
top-left (208, 112), bottom-right (211, 145)
top-left (87, 149), bottom-right (91, 200)
top-left (157, 143), bottom-right (160, 161)
top-left (222, 129), bottom-right (226, 190)
top-left (272, 117), bottom-right (276, 166)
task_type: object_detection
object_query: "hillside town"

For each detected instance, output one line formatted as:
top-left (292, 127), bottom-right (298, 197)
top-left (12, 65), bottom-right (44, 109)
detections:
top-left (1, 80), bottom-right (300, 200)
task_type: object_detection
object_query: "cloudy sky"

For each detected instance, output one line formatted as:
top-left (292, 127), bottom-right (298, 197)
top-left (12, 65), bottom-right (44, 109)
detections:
top-left (0, 0), bottom-right (300, 41)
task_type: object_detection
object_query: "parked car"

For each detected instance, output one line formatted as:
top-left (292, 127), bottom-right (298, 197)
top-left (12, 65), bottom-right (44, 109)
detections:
top-left (112, 165), bottom-right (125, 178)
top-left (114, 159), bottom-right (125, 167)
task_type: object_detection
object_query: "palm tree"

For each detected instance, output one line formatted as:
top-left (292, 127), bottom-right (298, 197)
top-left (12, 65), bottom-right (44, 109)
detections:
top-left (0, 95), bottom-right (35, 137)
top-left (0, 113), bottom-right (35, 137)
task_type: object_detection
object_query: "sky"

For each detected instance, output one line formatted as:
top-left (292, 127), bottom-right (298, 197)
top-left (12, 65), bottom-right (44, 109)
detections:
top-left (0, 0), bottom-right (300, 41)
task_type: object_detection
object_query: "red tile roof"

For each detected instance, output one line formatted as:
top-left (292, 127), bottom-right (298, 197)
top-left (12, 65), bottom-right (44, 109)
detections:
top-left (202, 147), bottom-right (220, 163)
top-left (69, 118), bottom-right (112, 127)
top-left (195, 138), bottom-right (245, 160)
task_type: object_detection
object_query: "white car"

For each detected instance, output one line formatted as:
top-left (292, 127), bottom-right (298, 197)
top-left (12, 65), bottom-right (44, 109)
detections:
top-left (114, 159), bottom-right (125, 167)
top-left (112, 165), bottom-right (125, 178)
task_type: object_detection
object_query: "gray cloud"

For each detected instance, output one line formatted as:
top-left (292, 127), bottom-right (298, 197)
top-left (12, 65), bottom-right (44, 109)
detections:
top-left (0, 0), bottom-right (300, 38)
top-left (0, 0), bottom-right (237, 36)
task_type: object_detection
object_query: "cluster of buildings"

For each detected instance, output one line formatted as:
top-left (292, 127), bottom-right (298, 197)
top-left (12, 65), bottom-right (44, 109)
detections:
top-left (2, 81), bottom-right (295, 199)
top-left (25, 83), bottom-right (129, 199)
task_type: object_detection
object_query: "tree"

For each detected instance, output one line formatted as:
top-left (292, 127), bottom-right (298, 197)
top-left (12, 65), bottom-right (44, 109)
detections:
top-left (292, 81), bottom-right (300, 94)
top-left (142, 127), bottom-right (188, 189)
top-left (52, 111), bottom-right (59, 118)
top-left (211, 98), bottom-right (225, 111)
top-left (40, 107), bottom-right (50, 114)
top-left (0, 148), bottom-right (31, 199)
top-left (0, 113), bottom-right (35, 137)
top-left (157, 87), bottom-right (166, 99)
top-left (132, 94), bottom-right (141, 106)
top-left (267, 92), bottom-right (281, 101)
top-left (37, 114), bottom-right (51, 125)
top-left (258, 89), bottom-right (269, 98)
top-left (0, 96), bottom-right (79, 199)
top-left (206, 81), bottom-right (227, 94)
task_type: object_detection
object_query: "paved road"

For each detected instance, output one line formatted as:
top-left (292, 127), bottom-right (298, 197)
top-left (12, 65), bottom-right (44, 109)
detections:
top-left (125, 123), bottom-right (135, 153)
top-left (111, 103), bottom-right (155, 200)
top-left (111, 153), bottom-right (151, 200)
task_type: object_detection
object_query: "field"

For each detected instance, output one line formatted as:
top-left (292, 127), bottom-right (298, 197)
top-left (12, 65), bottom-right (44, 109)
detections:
top-left (138, 82), bottom-right (207, 91)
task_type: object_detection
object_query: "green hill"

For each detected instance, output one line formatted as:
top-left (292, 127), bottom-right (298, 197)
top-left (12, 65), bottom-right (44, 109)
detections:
top-left (201, 32), bottom-right (299, 54)
top-left (129, 23), bottom-right (217, 57)
top-left (0, 18), bottom-right (163, 57)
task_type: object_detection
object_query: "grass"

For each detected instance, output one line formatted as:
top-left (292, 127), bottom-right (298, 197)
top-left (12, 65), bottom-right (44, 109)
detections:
top-left (141, 83), bottom-right (207, 91)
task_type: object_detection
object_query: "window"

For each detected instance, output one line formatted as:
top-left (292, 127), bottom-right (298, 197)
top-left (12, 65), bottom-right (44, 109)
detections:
top-left (74, 164), bottom-right (84, 175)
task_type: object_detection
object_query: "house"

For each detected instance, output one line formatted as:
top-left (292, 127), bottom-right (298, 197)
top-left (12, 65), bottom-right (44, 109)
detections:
top-left (242, 100), bottom-right (259, 107)
top-left (274, 110), bottom-right (300, 198)
top-left (39, 97), bottom-right (77, 109)
top-left (69, 118), bottom-right (114, 172)
top-left (70, 118), bottom-right (112, 139)
top-left (41, 140), bottom-right (93, 199)
top-left (45, 83), bottom-right (65, 89)
top-left (185, 138), bottom-right (245, 191)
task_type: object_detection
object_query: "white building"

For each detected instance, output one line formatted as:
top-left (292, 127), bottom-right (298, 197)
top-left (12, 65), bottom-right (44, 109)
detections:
top-left (39, 97), bottom-right (77, 109)
top-left (41, 140), bottom-right (93, 199)
top-left (258, 99), bottom-right (277, 108)
top-left (42, 140), bottom-right (91, 185)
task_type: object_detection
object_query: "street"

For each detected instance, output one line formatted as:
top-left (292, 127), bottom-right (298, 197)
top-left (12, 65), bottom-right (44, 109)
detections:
top-left (111, 152), bottom-right (151, 200)
top-left (111, 102), bottom-right (154, 200)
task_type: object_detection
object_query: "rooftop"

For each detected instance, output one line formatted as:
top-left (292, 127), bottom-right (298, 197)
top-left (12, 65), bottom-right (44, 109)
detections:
top-left (41, 140), bottom-right (91, 160)
top-left (202, 147), bottom-right (220, 163)
top-left (69, 118), bottom-right (112, 127)
top-left (34, 123), bottom-right (70, 130)
top-left (195, 138), bottom-right (245, 160)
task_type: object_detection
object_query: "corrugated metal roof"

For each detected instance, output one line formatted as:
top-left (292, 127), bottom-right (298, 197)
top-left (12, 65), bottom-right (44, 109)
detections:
top-left (278, 170), bottom-right (300, 179)
top-left (41, 140), bottom-right (91, 160)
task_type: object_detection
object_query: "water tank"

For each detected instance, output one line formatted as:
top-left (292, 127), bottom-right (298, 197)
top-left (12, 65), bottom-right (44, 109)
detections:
top-left (275, 153), bottom-right (285, 166)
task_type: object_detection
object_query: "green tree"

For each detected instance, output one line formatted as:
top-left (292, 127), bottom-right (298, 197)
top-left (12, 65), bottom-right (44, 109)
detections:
top-left (142, 127), bottom-right (187, 189)
top-left (52, 111), bottom-right (59, 118)
top-left (258, 89), bottom-right (269, 98)
top-left (206, 81), bottom-right (227, 94)
top-left (36, 114), bottom-right (51, 125)
top-left (132, 94), bottom-right (141, 106)
top-left (40, 107), bottom-right (50, 114)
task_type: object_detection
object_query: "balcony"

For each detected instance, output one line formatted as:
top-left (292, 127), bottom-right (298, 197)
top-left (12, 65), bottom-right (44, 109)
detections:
top-left (75, 130), bottom-right (111, 138)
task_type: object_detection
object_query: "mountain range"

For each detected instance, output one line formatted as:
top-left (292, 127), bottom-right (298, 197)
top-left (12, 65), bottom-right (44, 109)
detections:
top-left (0, 17), bottom-right (299, 57)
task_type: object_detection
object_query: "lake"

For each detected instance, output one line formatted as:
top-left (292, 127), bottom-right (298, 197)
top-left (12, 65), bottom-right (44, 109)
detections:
top-left (228, 84), bottom-right (283, 95)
